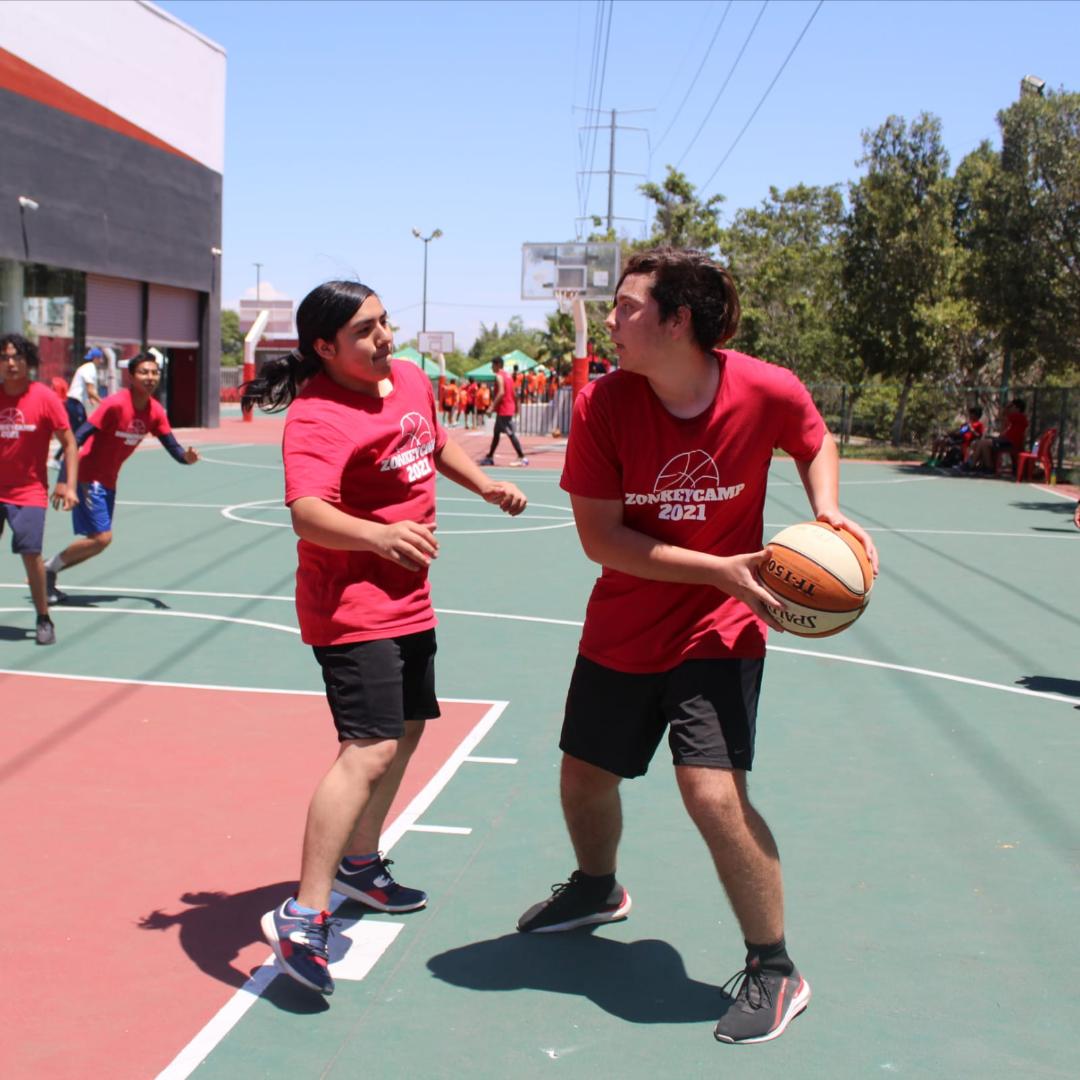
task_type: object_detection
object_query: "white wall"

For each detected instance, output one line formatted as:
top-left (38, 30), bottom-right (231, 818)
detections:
top-left (0, 0), bottom-right (225, 174)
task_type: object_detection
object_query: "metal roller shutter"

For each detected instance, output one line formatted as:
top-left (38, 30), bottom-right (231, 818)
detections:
top-left (148, 284), bottom-right (200, 346)
top-left (86, 274), bottom-right (142, 342)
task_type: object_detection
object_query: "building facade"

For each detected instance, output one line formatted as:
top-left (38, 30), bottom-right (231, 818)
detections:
top-left (0, 0), bottom-right (225, 426)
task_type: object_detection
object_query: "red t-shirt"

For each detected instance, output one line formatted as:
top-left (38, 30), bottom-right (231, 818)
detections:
top-left (496, 370), bottom-right (516, 416)
top-left (283, 361), bottom-right (448, 646)
top-left (0, 381), bottom-right (70, 507)
top-left (79, 391), bottom-right (172, 489)
top-left (1002, 412), bottom-right (1028, 449)
top-left (560, 351), bottom-right (827, 673)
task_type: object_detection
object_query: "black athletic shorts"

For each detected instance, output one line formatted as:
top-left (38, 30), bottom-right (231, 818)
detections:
top-left (560, 654), bottom-right (765, 778)
top-left (312, 628), bottom-right (440, 742)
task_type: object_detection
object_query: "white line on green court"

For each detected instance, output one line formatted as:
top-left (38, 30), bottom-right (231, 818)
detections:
top-left (2, 592), bottom-right (1074, 707)
top-left (466, 756), bottom-right (519, 764)
top-left (409, 824), bottom-right (473, 835)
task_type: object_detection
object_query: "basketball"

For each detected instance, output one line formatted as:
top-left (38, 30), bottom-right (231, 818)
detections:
top-left (759, 522), bottom-right (873, 637)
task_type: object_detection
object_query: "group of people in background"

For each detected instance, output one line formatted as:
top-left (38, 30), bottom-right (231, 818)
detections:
top-left (0, 337), bottom-right (198, 645)
top-left (923, 398), bottom-right (1030, 476)
top-left (439, 364), bottom-right (565, 429)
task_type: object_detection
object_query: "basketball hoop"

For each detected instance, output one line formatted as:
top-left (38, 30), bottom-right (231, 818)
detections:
top-left (554, 287), bottom-right (583, 317)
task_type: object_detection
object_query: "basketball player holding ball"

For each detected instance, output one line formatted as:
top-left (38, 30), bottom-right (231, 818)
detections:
top-left (517, 248), bottom-right (877, 1045)
top-left (244, 281), bottom-right (526, 996)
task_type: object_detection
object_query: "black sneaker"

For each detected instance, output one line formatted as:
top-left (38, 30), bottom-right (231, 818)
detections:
top-left (45, 569), bottom-right (67, 605)
top-left (713, 957), bottom-right (811, 1044)
top-left (332, 855), bottom-right (427, 912)
top-left (517, 870), bottom-right (631, 933)
top-left (35, 616), bottom-right (56, 646)
top-left (478, 456), bottom-right (495, 466)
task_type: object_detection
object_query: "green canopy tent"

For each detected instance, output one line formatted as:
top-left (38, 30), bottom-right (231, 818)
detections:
top-left (465, 349), bottom-right (540, 383)
top-left (392, 345), bottom-right (441, 382)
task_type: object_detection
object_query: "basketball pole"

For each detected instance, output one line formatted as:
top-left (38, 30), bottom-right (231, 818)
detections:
top-left (435, 350), bottom-right (446, 411)
top-left (570, 295), bottom-right (588, 402)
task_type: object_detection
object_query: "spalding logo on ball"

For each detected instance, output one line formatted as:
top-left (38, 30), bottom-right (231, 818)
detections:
top-left (760, 522), bottom-right (873, 637)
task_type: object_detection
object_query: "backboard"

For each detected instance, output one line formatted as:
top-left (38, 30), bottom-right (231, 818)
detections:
top-left (418, 331), bottom-right (454, 355)
top-left (521, 242), bottom-right (620, 301)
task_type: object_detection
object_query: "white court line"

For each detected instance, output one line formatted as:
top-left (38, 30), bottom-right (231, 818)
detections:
top-left (197, 455), bottom-right (282, 470)
top-left (408, 824), bottom-right (473, 835)
top-left (0, 607), bottom-right (300, 636)
top-left (118, 500), bottom-right (232, 509)
top-left (465, 756), bottom-right (519, 765)
top-left (154, 698), bottom-right (507, 1080)
top-left (2, 591), bottom-right (1074, 708)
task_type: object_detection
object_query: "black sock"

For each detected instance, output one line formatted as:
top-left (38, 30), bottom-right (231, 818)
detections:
top-left (576, 870), bottom-right (616, 896)
top-left (745, 936), bottom-right (794, 975)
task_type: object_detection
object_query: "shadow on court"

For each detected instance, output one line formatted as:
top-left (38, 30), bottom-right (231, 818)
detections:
top-left (0, 623), bottom-right (35, 641)
top-left (427, 932), bottom-right (722, 1023)
top-left (55, 592), bottom-right (171, 609)
top-left (139, 883), bottom-right (296, 990)
top-left (1016, 674), bottom-right (1080, 705)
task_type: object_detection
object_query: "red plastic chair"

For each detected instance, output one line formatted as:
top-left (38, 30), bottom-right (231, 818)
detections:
top-left (1015, 427), bottom-right (1057, 483)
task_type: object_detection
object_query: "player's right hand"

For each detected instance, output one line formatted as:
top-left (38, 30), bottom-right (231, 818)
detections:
top-left (51, 483), bottom-right (77, 512)
top-left (376, 520), bottom-right (438, 572)
top-left (714, 547), bottom-right (787, 633)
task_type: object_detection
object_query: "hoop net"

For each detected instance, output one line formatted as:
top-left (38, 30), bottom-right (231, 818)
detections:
top-left (554, 287), bottom-right (584, 316)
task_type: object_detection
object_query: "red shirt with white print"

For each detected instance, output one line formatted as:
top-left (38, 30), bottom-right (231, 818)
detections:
top-left (0, 381), bottom-right (70, 507)
top-left (79, 391), bottom-right (172, 489)
top-left (560, 350), bottom-right (826, 673)
top-left (283, 361), bottom-right (448, 646)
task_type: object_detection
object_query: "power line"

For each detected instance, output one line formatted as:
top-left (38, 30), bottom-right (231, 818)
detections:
top-left (675, 0), bottom-right (770, 169)
top-left (699, 0), bottom-right (825, 192)
top-left (582, 2), bottom-right (616, 225)
top-left (653, 0), bottom-right (734, 155)
top-left (577, 1), bottom-right (610, 221)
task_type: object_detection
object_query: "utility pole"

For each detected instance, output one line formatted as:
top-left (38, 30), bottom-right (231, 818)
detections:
top-left (253, 262), bottom-right (263, 301)
top-left (575, 106), bottom-right (652, 237)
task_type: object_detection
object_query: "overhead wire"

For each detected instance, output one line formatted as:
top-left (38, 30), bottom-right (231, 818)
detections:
top-left (581, 1), bottom-right (615, 226)
top-left (576, 1), bottom-right (606, 221)
top-left (653, 0), bottom-right (734, 156)
top-left (699, 0), bottom-right (825, 192)
top-left (675, 0), bottom-right (770, 169)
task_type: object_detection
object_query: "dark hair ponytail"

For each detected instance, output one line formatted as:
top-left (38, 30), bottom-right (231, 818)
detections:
top-left (241, 280), bottom-right (376, 412)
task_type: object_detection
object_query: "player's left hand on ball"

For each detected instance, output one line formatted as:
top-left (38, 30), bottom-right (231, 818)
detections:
top-left (482, 481), bottom-right (527, 516)
top-left (184, 447), bottom-right (200, 464)
top-left (816, 510), bottom-right (878, 576)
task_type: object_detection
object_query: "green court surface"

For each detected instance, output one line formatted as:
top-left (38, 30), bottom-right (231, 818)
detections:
top-left (3, 433), bottom-right (1078, 1079)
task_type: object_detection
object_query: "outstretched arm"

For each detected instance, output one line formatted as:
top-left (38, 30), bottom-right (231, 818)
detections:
top-left (570, 493), bottom-right (786, 631)
top-left (434, 438), bottom-right (526, 516)
top-left (158, 432), bottom-right (199, 465)
top-left (794, 432), bottom-right (879, 574)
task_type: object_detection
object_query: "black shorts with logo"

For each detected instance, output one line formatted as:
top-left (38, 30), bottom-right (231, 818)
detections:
top-left (313, 628), bottom-right (440, 742)
top-left (560, 653), bottom-right (765, 778)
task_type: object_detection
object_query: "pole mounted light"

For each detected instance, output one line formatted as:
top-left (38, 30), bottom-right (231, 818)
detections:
top-left (411, 228), bottom-right (443, 333)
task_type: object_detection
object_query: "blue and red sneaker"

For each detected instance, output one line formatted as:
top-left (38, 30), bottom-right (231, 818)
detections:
top-left (333, 855), bottom-right (427, 912)
top-left (260, 900), bottom-right (336, 995)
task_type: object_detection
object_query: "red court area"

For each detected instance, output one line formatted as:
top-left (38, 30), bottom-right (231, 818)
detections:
top-left (1, 675), bottom-right (494, 1079)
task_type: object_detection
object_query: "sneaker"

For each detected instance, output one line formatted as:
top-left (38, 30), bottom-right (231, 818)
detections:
top-left (479, 456), bottom-right (495, 466)
top-left (333, 855), bottom-right (427, 912)
top-left (511, 457), bottom-right (529, 468)
top-left (517, 870), bottom-right (631, 933)
top-left (45, 569), bottom-right (67, 605)
top-left (35, 616), bottom-right (56, 646)
top-left (713, 958), bottom-right (811, 1044)
top-left (260, 900), bottom-right (336, 995)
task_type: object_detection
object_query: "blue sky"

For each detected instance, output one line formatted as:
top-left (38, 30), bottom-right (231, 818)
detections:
top-left (161, 0), bottom-right (1079, 350)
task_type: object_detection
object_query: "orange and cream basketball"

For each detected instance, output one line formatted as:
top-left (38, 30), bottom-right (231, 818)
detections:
top-left (760, 522), bottom-right (873, 637)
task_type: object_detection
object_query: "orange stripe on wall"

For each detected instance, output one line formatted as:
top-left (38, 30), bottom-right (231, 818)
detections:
top-left (0, 46), bottom-right (197, 165)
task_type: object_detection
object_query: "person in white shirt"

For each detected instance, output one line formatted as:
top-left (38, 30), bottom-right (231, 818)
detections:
top-left (66, 347), bottom-right (104, 430)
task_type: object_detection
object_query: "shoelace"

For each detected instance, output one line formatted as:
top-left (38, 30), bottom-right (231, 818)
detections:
top-left (720, 964), bottom-right (772, 1011)
top-left (295, 912), bottom-right (338, 959)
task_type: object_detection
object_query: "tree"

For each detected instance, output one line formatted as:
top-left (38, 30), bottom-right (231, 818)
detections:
top-left (956, 88), bottom-right (1080, 383)
top-left (840, 114), bottom-right (964, 444)
top-left (466, 315), bottom-right (544, 365)
top-left (220, 308), bottom-right (243, 366)
top-left (721, 183), bottom-right (851, 382)
top-left (637, 166), bottom-right (724, 251)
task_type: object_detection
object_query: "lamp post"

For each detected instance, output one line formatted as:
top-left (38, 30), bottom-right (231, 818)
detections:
top-left (411, 228), bottom-right (443, 334)
top-left (412, 227), bottom-right (444, 402)
top-left (253, 262), bottom-right (263, 301)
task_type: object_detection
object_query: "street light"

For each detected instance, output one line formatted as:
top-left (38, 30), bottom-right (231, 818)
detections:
top-left (411, 227), bottom-right (443, 333)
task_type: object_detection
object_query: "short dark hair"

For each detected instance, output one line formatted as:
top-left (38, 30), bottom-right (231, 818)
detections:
top-left (491, 356), bottom-right (505, 369)
top-left (1, 332), bottom-right (39, 366)
top-left (128, 353), bottom-right (160, 377)
top-left (618, 247), bottom-right (740, 351)
top-left (1009, 398), bottom-right (1026, 412)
